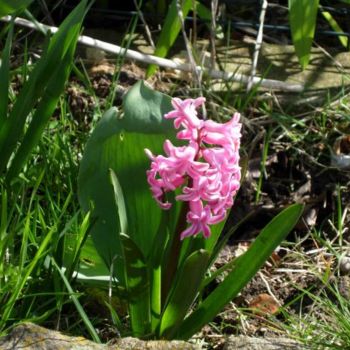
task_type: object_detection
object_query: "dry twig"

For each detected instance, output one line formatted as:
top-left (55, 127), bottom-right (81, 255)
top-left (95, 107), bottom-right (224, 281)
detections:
top-left (247, 0), bottom-right (268, 91)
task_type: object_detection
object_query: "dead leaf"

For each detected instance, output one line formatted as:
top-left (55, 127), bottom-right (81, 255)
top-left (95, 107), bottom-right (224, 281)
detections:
top-left (248, 293), bottom-right (279, 315)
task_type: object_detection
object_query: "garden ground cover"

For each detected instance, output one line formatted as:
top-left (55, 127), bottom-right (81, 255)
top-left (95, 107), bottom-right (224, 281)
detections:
top-left (55, 45), bottom-right (350, 347)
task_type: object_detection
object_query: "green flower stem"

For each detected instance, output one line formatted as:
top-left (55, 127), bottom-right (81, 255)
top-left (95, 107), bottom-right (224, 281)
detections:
top-left (162, 202), bottom-right (188, 306)
top-left (151, 265), bottom-right (161, 331)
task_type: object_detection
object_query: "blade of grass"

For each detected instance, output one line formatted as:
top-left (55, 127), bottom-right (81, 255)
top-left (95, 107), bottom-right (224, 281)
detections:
top-left (50, 257), bottom-right (101, 343)
top-left (255, 128), bottom-right (271, 203)
top-left (0, 222), bottom-right (55, 329)
top-left (321, 11), bottom-right (348, 49)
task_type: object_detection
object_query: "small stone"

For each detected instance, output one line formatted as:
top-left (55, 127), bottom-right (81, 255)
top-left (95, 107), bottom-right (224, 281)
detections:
top-left (223, 335), bottom-right (303, 350)
top-left (115, 337), bottom-right (201, 350)
top-left (339, 256), bottom-right (350, 275)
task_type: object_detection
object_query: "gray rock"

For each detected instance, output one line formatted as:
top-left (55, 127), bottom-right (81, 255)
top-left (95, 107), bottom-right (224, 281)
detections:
top-left (0, 323), bottom-right (200, 350)
top-left (115, 337), bottom-right (200, 349)
top-left (223, 335), bottom-right (305, 350)
top-left (0, 323), bottom-right (104, 350)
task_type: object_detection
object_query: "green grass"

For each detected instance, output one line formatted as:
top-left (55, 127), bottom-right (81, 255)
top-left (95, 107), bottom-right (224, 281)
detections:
top-left (281, 229), bottom-right (350, 349)
top-left (0, 93), bottom-right (93, 334)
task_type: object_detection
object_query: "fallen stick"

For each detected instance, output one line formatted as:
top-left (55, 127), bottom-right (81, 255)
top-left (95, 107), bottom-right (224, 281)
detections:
top-left (1, 15), bottom-right (304, 92)
top-left (247, 0), bottom-right (268, 91)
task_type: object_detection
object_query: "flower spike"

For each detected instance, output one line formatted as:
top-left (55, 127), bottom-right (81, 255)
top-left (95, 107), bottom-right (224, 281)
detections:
top-left (145, 97), bottom-right (241, 239)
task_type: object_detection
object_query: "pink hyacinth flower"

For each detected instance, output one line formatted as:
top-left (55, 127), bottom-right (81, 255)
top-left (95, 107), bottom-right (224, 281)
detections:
top-left (145, 97), bottom-right (241, 239)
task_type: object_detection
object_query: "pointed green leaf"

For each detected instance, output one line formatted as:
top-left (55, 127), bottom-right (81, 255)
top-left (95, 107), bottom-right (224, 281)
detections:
top-left (321, 11), bottom-right (348, 48)
top-left (146, 0), bottom-right (192, 77)
top-left (78, 107), bottom-right (123, 273)
top-left (159, 249), bottom-right (209, 339)
top-left (0, 0), bottom-right (34, 17)
top-left (120, 233), bottom-right (151, 337)
top-left (289, 0), bottom-right (319, 69)
top-left (177, 203), bottom-right (304, 339)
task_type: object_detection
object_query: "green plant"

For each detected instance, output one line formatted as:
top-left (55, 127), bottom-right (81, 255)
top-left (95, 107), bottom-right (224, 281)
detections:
top-left (146, 0), bottom-right (192, 77)
top-left (288, 0), bottom-right (320, 69)
top-left (78, 80), bottom-right (304, 339)
top-left (0, 173), bottom-right (97, 336)
top-left (0, 1), bottom-right (103, 336)
top-left (281, 228), bottom-right (350, 349)
top-left (0, 0), bottom-right (34, 17)
top-left (147, 0), bottom-right (347, 76)
top-left (277, 1), bottom-right (348, 69)
top-left (0, 0), bottom-right (89, 183)
top-left (146, 0), bottom-right (223, 77)
top-left (321, 10), bottom-right (348, 49)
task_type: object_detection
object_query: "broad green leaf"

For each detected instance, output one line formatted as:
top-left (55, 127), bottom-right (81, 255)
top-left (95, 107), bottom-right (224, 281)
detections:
top-left (78, 81), bottom-right (176, 284)
top-left (70, 235), bottom-right (112, 285)
top-left (159, 249), bottom-right (209, 339)
top-left (321, 11), bottom-right (348, 49)
top-left (0, 22), bottom-right (13, 125)
top-left (121, 80), bottom-right (174, 133)
top-left (0, 0), bottom-right (33, 17)
top-left (0, 0), bottom-right (88, 176)
top-left (78, 107), bottom-right (123, 271)
top-left (288, 0), bottom-right (319, 69)
top-left (61, 212), bottom-right (106, 285)
top-left (177, 203), bottom-right (304, 340)
top-left (120, 233), bottom-right (151, 337)
top-left (146, 0), bottom-right (192, 77)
